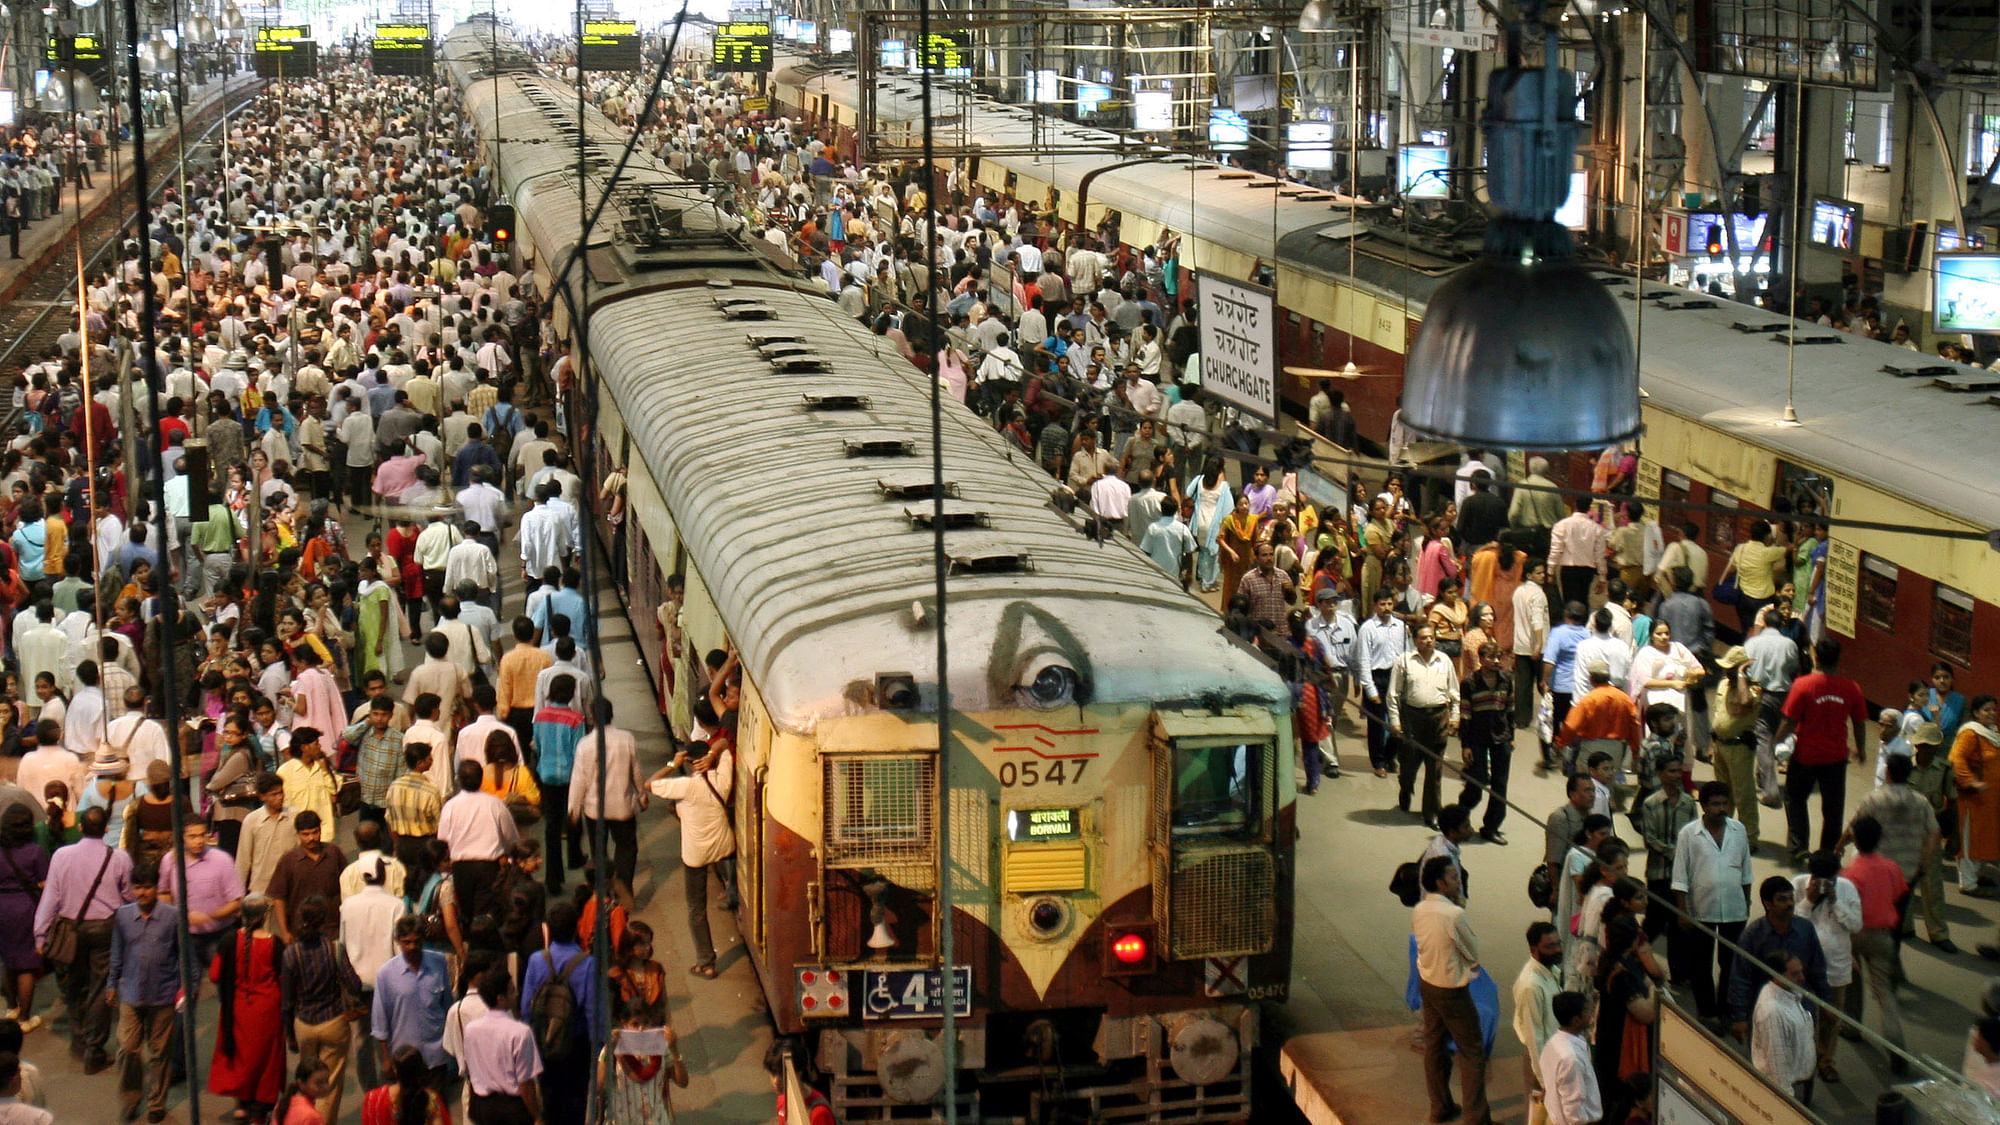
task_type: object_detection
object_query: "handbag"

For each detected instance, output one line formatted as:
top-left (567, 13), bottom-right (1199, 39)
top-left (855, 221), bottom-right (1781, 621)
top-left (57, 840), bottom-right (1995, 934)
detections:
top-left (1713, 571), bottom-right (1741, 608)
top-left (335, 772), bottom-right (362, 816)
top-left (43, 848), bottom-right (113, 966)
top-left (500, 766), bottom-right (541, 827)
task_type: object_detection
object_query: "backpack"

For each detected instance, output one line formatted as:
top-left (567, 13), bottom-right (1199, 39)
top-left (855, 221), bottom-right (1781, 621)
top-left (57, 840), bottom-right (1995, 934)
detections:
top-left (486, 403), bottom-right (517, 463)
top-left (529, 950), bottom-right (586, 1061)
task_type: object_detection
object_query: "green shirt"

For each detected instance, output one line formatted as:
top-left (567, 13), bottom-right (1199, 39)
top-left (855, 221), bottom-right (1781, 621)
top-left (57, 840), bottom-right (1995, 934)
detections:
top-left (191, 504), bottom-right (239, 554)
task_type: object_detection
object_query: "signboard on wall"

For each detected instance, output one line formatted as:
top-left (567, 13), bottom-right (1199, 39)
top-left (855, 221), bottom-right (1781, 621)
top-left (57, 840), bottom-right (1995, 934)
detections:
top-left (1198, 277), bottom-right (1278, 421)
top-left (1657, 1002), bottom-right (1820, 1125)
top-left (1823, 537), bottom-right (1860, 638)
top-left (1634, 457), bottom-right (1661, 500)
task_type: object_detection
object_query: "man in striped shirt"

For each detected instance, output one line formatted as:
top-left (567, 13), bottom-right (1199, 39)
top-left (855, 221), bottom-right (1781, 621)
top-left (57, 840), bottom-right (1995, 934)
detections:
top-left (384, 743), bottom-right (443, 890)
top-left (533, 674), bottom-right (588, 895)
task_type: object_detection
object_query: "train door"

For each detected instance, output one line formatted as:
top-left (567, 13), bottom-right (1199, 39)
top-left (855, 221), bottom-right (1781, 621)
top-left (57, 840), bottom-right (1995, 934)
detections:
top-left (1774, 459), bottom-right (1835, 522)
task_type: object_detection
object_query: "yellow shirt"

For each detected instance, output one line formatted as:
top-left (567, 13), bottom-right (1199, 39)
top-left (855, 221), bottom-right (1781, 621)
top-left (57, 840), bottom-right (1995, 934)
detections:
top-left (276, 757), bottom-right (338, 828)
top-left (1731, 541), bottom-right (1788, 599)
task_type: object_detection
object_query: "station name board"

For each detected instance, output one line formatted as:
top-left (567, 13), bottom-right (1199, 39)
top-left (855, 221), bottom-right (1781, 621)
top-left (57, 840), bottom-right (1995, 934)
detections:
top-left (578, 19), bottom-right (640, 71)
top-left (713, 20), bottom-right (772, 73)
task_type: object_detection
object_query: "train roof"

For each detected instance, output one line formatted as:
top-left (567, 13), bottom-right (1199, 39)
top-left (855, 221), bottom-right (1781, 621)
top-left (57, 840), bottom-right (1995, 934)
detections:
top-left (455, 31), bottom-right (1288, 732)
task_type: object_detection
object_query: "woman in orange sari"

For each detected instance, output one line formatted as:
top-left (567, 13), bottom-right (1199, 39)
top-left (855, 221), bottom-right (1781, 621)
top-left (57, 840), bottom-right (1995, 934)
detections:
top-left (1217, 494), bottom-right (1258, 606)
top-left (1472, 537), bottom-right (1528, 650)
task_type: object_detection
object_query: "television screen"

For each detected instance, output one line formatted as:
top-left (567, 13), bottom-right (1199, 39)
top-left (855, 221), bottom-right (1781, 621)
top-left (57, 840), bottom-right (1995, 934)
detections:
top-left (792, 20), bottom-right (815, 42)
top-left (1553, 169), bottom-right (1589, 229)
top-left (1028, 68), bottom-right (1059, 103)
top-left (1398, 144), bottom-right (1449, 199)
top-left (1937, 226), bottom-right (1986, 251)
top-left (1808, 196), bottom-right (1859, 251)
top-left (1133, 89), bottom-right (1172, 131)
top-left (880, 40), bottom-right (906, 68)
top-left (1208, 108), bottom-right (1250, 151)
top-left (1287, 121), bottom-right (1334, 171)
top-left (1934, 254), bottom-right (2000, 333)
top-left (827, 28), bottom-right (852, 53)
top-left (1076, 81), bottom-right (1111, 114)
top-left (1233, 73), bottom-right (1277, 113)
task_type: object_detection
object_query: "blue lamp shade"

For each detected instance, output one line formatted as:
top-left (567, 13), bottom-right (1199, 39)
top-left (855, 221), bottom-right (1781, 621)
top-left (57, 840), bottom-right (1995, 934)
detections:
top-left (1400, 256), bottom-right (1640, 451)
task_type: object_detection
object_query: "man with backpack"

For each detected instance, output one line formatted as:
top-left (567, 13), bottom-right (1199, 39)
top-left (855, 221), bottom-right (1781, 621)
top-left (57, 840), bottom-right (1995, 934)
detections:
top-left (520, 900), bottom-right (598, 1122)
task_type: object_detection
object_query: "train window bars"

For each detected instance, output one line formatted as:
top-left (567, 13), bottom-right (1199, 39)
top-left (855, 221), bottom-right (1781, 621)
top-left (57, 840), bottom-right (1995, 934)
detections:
top-left (824, 755), bottom-right (937, 868)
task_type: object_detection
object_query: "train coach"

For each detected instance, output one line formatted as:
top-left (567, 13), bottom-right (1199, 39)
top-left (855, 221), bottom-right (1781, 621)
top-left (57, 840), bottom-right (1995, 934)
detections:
top-left (444, 22), bottom-right (1297, 1122)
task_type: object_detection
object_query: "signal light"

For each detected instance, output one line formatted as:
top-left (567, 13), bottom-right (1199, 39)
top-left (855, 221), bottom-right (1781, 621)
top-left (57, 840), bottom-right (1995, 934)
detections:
top-left (1102, 921), bottom-right (1157, 979)
top-left (488, 203), bottom-right (515, 245)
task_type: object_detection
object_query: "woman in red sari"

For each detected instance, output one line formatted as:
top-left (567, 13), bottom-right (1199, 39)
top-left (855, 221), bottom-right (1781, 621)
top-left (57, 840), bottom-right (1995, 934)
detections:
top-left (383, 515), bottom-right (425, 641)
top-left (209, 895), bottom-right (287, 1122)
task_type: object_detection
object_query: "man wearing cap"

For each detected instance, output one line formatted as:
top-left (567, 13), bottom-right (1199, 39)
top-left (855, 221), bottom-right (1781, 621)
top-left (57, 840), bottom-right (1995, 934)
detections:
top-left (1709, 646), bottom-right (1763, 848)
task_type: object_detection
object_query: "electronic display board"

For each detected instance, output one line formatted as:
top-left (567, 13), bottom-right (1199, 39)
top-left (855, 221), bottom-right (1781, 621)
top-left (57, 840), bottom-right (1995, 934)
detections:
top-left (46, 35), bottom-right (111, 87)
top-left (919, 31), bottom-right (970, 73)
top-left (712, 21), bottom-right (772, 72)
top-left (371, 24), bottom-right (433, 76)
top-left (579, 19), bottom-right (641, 71)
top-left (1935, 254), bottom-right (2000, 333)
top-left (253, 26), bottom-right (316, 79)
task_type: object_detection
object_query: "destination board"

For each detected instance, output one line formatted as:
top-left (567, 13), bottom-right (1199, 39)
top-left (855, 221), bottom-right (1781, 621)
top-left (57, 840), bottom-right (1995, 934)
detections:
top-left (919, 30), bottom-right (971, 72)
top-left (253, 26), bottom-right (316, 78)
top-left (372, 24), bottom-right (433, 76)
top-left (47, 35), bottom-right (112, 87)
top-left (712, 20), bottom-right (772, 72)
top-left (579, 19), bottom-right (641, 71)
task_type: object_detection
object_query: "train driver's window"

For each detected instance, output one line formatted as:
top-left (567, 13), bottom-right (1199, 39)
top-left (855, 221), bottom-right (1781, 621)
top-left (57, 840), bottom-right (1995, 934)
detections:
top-left (1170, 739), bottom-right (1267, 839)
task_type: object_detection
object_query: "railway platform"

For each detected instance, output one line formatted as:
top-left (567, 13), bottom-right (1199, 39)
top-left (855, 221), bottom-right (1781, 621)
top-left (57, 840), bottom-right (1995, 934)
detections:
top-left (1275, 712), bottom-right (2000, 1125)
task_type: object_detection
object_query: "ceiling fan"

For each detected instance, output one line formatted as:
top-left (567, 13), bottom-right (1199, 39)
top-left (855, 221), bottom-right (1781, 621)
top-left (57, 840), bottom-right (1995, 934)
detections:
top-left (1284, 361), bottom-right (1397, 380)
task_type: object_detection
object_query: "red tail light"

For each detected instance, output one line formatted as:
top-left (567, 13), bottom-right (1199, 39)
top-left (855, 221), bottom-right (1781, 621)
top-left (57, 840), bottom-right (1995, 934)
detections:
top-left (1102, 921), bottom-right (1157, 978)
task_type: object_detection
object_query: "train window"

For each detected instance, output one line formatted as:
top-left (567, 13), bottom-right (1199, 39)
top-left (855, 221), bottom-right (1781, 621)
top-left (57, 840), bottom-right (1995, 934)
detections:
top-left (1170, 738), bottom-right (1269, 840)
top-left (1709, 490), bottom-right (1740, 550)
top-left (1775, 460), bottom-right (1834, 521)
top-left (1859, 554), bottom-right (1898, 633)
top-left (824, 756), bottom-right (936, 866)
top-left (1932, 583), bottom-right (1975, 669)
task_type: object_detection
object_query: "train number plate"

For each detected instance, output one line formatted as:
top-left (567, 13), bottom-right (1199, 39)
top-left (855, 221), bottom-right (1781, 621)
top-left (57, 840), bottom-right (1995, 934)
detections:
top-left (859, 967), bottom-right (972, 1020)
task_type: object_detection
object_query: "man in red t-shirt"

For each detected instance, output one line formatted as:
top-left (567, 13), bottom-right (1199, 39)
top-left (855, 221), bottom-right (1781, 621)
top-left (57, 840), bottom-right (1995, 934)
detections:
top-left (1776, 638), bottom-right (1868, 859)
top-left (1842, 814), bottom-right (1911, 1072)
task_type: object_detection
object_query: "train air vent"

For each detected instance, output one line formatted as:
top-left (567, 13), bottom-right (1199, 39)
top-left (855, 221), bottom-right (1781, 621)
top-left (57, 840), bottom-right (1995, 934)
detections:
top-left (1216, 171), bottom-right (1254, 180)
top-left (1730, 320), bottom-right (1789, 333)
top-left (771, 355), bottom-right (830, 373)
top-left (745, 330), bottom-right (802, 346)
top-left (802, 392), bottom-right (871, 411)
top-left (1883, 360), bottom-right (1955, 378)
top-left (721, 303), bottom-right (778, 321)
top-left (1771, 332), bottom-right (1845, 345)
top-left (844, 438), bottom-right (915, 458)
top-left (949, 549), bottom-right (1032, 575)
top-left (1933, 372), bottom-right (2000, 392)
top-left (905, 503), bottom-right (989, 529)
top-left (707, 279), bottom-right (734, 290)
top-left (1655, 296), bottom-right (1718, 310)
top-left (713, 294), bottom-right (765, 310)
top-left (877, 477), bottom-right (959, 500)
top-left (759, 341), bottom-right (818, 360)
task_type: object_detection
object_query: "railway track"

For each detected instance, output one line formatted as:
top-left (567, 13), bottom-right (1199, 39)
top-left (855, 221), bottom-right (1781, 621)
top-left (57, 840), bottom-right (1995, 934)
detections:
top-left (0, 84), bottom-right (261, 399)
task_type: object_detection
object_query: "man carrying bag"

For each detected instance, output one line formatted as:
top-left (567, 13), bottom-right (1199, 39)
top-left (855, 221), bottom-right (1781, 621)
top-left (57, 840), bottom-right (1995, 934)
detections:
top-left (34, 806), bottom-right (131, 1072)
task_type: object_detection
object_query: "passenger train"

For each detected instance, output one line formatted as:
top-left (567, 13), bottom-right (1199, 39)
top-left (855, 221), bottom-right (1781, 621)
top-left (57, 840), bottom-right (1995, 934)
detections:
top-left (443, 20), bottom-right (1296, 1122)
top-left (768, 48), bottom-right (2000, 706)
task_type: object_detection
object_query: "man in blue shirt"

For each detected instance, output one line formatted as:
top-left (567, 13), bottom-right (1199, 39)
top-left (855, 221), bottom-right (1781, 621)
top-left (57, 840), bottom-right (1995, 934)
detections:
top-left (106, 863), bottom-right (178, 1124)
top-left (1540, 601), bottom-right (1592, 771)
top-left (534, 567), bottom-right (591, 651)
top-left (520, 901), bottom-right (600, 1124)
top-left (372, 916), bottom-right (455, 1087)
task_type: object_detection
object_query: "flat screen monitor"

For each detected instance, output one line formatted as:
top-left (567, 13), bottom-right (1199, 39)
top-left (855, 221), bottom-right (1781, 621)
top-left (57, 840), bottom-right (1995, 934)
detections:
top-left (1553, 169), bottom-right (1589, 230)
top-left (1076, 81), bottom-right (1110, 114)
top-left (1028, 68), bottom-right (1059, 103)
top-left (792, 20), bottom-right (815, 42)
top-left (1808, 195), bottom-right (1860, 251)
top-left (1398, 144), bottom-right (1449, 199)
top-left (1233, 73), bottom-right (1276, 113)
top-left (1934, 254), bottom-right (2000, 333)
top-left (1209, 108), bottom-right (1250, 151)
top-left (773, 15), bottom-right (792, 38)
top-left (1133, 89), bottom-right (1172, 131)
top-left (1287, 121), bottom-right (1334, 171)
top-left (827, 28), bottom-right (852, 53)
top-left (1937, 225), bottom-right (1986, 251)
top-left (880, 39), bottom-right (906, 68)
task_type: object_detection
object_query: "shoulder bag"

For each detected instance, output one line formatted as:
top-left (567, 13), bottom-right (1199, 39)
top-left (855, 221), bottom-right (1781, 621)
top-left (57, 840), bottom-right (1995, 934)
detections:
top-left (43, 847), bottom-right (113, 965)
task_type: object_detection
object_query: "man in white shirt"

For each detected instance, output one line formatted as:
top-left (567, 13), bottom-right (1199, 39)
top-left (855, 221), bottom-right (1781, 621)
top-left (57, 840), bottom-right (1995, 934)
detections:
top-left (1413, 856), bottom-right (1489, 1125)
top-left (339, 860), bottom-right (406, 989)
top-left (15, 721), bottom-right (80, 815)
top-left (104, 699), bottom-right (171, 783)
top-left (436, 759), bottom-right (518, 912)
top-left (1673, 780), bottom-right (1756, 1022)
top-left (1087, 464), bottom-right (1131, 542)
top-left (1539, 992), bottom-right (1601, 1125)
top-left (646, 744), bottom-right (736, 974)
top-left (1513, 923), bottom-right (1564, 1125)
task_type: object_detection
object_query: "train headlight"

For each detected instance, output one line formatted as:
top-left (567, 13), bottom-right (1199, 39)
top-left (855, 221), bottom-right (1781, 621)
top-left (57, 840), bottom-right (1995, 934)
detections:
top-left (1024, 896), bottom-right (1070, 939)
top-left (1019, 654), bottom-right (1085, 708)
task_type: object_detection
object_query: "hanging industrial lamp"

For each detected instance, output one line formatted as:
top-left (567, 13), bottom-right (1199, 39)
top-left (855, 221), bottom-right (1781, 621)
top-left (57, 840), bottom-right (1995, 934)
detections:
top-left (1399, 0), bottom-right (1638, 451)
top-left (1298, 0), bottom-right (1339, 32)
